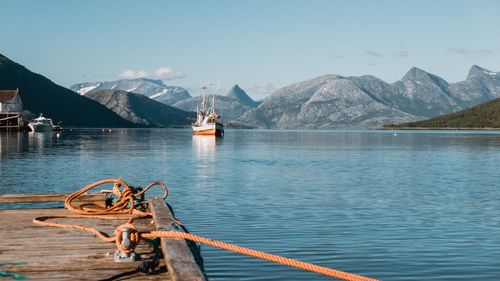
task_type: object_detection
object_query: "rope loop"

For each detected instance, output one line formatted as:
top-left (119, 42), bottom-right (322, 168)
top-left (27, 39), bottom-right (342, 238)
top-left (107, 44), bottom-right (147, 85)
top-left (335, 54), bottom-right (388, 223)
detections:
top-left (114, 222), bottom-right (141, 254)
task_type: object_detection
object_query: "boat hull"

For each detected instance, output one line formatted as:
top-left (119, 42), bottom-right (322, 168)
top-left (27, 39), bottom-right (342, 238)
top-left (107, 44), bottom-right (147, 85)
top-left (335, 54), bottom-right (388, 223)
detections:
top-left (28, 123), bottom-right (52, 132)
top-left (192, 122), bottom-right (224, 136)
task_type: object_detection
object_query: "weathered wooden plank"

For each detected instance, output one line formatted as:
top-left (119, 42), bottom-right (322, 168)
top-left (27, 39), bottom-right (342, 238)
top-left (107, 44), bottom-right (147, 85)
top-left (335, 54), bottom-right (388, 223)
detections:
top-left (0, 193), bottom-right (105, 203)
top-left (0, 195), bottom-right (170, 280)
top-left (0, 268), bottom-right (166, 281)
top-left (150, 197), bottom-right (206, 281)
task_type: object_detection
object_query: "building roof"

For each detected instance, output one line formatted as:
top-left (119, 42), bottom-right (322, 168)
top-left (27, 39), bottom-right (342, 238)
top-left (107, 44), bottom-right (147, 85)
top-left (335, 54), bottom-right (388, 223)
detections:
top-left (0, 89), bottom-right (19, 103)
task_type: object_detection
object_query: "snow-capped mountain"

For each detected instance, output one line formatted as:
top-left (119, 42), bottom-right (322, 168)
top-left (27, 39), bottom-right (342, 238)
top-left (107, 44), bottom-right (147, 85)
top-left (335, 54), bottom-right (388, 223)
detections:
top-left (70, 78), bottom-right (191, 105)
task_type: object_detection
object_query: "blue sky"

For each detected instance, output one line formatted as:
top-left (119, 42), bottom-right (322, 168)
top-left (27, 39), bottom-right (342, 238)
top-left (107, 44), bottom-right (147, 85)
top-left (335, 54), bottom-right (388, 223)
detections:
top-left (1, 0), bottom-right (499, 99)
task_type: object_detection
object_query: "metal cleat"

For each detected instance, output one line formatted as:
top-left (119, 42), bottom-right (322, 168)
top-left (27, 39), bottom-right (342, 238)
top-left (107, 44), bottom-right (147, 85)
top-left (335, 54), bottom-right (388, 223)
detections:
top-left (114, 226), bottom-right (139, 262)
top-left (114, 250), bottom-right (137, 262)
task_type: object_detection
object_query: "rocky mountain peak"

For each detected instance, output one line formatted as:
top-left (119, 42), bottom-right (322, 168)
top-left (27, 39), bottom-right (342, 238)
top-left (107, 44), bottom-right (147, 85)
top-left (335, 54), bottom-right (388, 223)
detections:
top-left (226, 84), bottom-right (258, 107)
top-left (402, 67), bottom-right (431, 81)
top-left (232, 84), bottom-right (242, 90)
top-left (401, 66), bottom-right (449, 89)
top-left (467, 65), bottom-right (497, 79)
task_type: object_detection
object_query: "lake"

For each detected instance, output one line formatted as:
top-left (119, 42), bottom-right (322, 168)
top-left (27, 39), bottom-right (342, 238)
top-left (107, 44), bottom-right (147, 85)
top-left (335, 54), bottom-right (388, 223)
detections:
top-left (1, 129), bottom-right (499, 280)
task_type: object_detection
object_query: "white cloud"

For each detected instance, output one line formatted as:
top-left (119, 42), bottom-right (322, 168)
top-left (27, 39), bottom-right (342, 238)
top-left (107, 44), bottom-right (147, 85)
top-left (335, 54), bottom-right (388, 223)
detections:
top-left (117, 69), bottom-right (148, 79)
top-left (116, 67), bottom-right (185, 80)
top-left (446, 46), bottom-right (499, 59)
top-left (152, 67), bottom-right (186, 80)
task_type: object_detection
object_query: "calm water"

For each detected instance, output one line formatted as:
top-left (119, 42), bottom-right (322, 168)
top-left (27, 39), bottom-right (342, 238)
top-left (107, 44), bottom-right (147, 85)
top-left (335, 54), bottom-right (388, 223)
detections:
top-left (1, 129), bottom-right (500, 280)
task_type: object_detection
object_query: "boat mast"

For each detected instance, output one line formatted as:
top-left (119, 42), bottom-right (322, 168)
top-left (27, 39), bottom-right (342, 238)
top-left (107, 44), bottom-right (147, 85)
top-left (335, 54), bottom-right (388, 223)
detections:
top-left (200, 86), bottom-right (207, 114)
top-left (212, 91), bottom-right (215, 114)
top-left (211, 82), bottom-right (219, 114)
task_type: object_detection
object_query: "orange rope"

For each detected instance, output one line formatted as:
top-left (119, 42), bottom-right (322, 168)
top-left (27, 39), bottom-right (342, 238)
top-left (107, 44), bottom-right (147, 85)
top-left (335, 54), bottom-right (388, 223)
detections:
top-left (34, 215), bottom-right (117, 242)
top-left (34, 178), bottom-right (164, 243)
top-left (135, 181), bottom-right (168, 199)
top-left (142, 231), bottom-right (378, 281)
top-left (33, 178), bottom-right (379, 281)
top-left (65, 178), bottom-right (136, 215)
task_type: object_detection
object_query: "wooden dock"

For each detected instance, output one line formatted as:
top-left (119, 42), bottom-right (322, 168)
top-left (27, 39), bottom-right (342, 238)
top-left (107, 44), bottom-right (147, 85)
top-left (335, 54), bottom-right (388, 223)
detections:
top-left (0, 112), bottom-right (23, 131)
top-left (0, 193), bottom-right (206, 281)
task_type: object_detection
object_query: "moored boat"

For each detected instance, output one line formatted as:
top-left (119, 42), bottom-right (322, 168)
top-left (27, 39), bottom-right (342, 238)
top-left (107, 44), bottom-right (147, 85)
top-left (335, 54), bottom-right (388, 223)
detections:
top-left (192, 86), bottom-right (224, 136)
top-left (28, 113), bottom-right (54, 132)
top-left (52, 121), bottom-right (63, 131)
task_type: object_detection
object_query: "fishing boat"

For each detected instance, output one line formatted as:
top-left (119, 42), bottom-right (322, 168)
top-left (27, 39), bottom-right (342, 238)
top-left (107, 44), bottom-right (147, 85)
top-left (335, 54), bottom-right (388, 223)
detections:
top-left (28, 114), bottom-right (54, 132)
top-left (192, 86), bottom-right (224, 136)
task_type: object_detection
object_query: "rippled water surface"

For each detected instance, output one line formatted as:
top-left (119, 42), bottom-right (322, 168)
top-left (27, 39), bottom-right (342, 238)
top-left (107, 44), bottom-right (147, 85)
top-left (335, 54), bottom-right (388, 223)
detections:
top-left (1, 129), bottom-right (500, 280)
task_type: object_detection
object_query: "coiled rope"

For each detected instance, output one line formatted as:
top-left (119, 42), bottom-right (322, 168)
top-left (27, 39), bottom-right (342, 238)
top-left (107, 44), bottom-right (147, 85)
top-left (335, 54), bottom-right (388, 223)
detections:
top-left (33, 178), bottom-right (378, 281)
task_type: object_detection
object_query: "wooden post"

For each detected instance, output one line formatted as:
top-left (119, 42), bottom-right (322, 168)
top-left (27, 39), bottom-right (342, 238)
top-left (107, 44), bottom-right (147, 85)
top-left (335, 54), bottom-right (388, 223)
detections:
top-left (149, 197), bottom-right (206, 281)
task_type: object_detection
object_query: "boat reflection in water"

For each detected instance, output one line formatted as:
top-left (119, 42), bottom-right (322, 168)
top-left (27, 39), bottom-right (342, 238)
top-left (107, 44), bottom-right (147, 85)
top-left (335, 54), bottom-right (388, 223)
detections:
top-left (192, 135), bottom-right (219, 184)
top-left (192, 135), bottom-right (216, 162)
top-left (0, 130), bottom-right (61, 157)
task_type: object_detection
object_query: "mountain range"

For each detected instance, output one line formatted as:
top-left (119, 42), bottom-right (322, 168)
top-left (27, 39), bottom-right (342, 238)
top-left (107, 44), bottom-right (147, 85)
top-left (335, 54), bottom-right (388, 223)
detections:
top-left (73, 80), bottom-right (261, 121)
top-left (3, 52), bottom-right (499, 129)
top-left (238, 66), bottom-right (500, 129)
top-left (70, 78), bottom-right (191, 105)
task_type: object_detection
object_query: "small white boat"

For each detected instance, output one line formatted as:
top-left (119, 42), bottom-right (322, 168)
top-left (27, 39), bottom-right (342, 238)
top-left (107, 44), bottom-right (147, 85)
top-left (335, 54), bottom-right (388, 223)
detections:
top-left (28, 114), bottom-right (54, 132)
